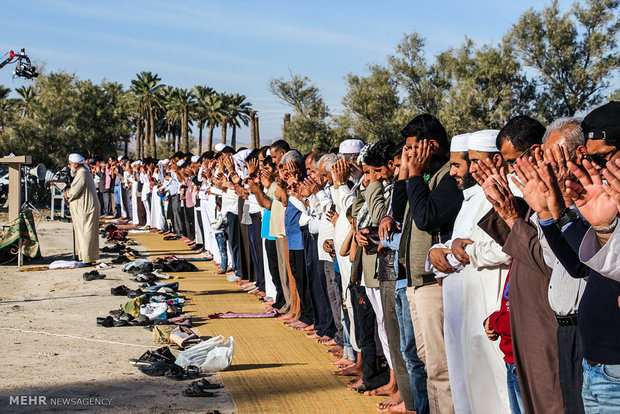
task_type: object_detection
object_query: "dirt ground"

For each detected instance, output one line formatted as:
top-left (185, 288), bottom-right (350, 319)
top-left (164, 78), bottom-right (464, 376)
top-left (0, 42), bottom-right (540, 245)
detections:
top-left (0, 217), bottom-right (235, 413)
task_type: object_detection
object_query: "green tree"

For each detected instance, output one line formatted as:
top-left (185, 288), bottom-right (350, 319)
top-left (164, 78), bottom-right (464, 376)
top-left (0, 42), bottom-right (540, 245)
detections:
top-left (166, 88), bottom-right (195, 152)
top-left (15, 86), bottom-right (37, 119)
top-left (226, 93), bottom-right (252, 149)
top-left (202, 92), bottom-right (225, 151)
top-left (342, 64), bottom-right (402, 142)
top-left (269, 74), bottom-right (333, 153)
top-left (436, 39), bottom-right (536, 136)
top-left (508, 0), bottom-right (620, 120)
top-left (193, 85), bottom-right (215, 153)
top-left (130, 71), bottom-right (164, 157)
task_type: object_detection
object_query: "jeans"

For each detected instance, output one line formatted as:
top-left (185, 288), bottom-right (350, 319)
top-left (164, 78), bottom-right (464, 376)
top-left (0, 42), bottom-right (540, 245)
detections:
top-left (215, 232), bottom-right (228, 271)
top-left (395, 287), bottom-right (429, 414)
top-left (507, 362), bottom-right (525, 414)
top-left (582, 360), bottom-right (620, 413)
top-left (113, 185), bottom-right (122, 217)
top-left (226, 212), bottom-right (241, 277)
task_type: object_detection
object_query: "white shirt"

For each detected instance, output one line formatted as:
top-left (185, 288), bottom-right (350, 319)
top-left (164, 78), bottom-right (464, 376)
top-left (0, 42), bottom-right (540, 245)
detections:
top-left (579, 222), bottom-right (620, 283)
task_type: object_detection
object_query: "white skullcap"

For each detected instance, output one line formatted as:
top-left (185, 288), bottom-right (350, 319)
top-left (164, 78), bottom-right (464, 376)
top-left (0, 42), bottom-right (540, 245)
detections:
top-left (450, 133), bottom-right (470, 153)
top-left (266, 149), bottom-right (271, 157)
top-left (162, 159), bottom-right (170, 165)
top-left (214, 143), bottom-right (226, 152)
top-left (468, 130), bottom-right (500, 152)
top-left (191, 155), bottom-right (200, 163)
top-left (117, 155), bottom-right (123, 161)
top-left (177, 159), bottom-right (185, 167)
top-left (339, 139), bottom-right (365, 155)
top-left (68, 153), bottom-right (85, 164)
top-left (131, 161), bottom-right (140, 167)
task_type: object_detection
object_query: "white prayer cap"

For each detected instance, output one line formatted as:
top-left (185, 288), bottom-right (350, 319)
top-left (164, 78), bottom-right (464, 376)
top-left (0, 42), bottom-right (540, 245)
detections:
top-left (117, 155), bottom-right (123, 161)
top-left (68, 153), bottom-right (85, 164)
top-left (191, 155), bottom-right (200, 163)
top-left (177, 159), bottom-right (186, 167)
top-left (450, 133), bottom-right (470, 153)
top-left (339, 139), bottom-right (365, 155)
top-left (214, 143), bottom-right (226, 152)
top-left (130, 161), bottom-right (139, 167)
top-left (468, 130), bottom-right (500, 152)
top-left (162, 159), bottom-right (170, 165)
top-left (266, 149), bottom-right (271, 157)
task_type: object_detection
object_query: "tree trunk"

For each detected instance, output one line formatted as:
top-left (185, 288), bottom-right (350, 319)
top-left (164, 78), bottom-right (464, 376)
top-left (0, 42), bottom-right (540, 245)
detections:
top-left (149, 106), bottom-right (156, 158)
top-left (254, 116), bottom-right (260, 148)
top-left (221, 117), bottom-right (228, 145)
top-left (208, 124), bottom-right (215, 151)
top-left (182, 107), bottom-right (189, 153)
top-left (136, 117), bottom-right (142, 159)
top-left (250, 110), bottom-right (257, 149)
top-left (231, 124), bottom-right (237, 149)
top-left (145, 111), bottom-right (152, 158)
top-left (198, 120), bottom-right (204, 154)
top-left (283, 113), bottom-right (291, 140)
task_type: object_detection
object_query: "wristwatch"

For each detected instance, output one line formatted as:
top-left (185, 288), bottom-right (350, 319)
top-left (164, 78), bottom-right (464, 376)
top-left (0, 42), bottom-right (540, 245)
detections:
top-left (555, 207), bottom-right (579, 231)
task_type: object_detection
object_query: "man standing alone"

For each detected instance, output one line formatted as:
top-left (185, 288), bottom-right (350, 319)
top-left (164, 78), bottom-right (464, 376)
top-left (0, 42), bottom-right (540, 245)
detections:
top-left (65, 153), bottom-right (100, 265)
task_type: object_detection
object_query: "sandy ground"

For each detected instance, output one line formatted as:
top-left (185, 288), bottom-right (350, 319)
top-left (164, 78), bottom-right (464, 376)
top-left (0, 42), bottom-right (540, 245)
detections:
top-left (0, 217), bottom-right (235, 413)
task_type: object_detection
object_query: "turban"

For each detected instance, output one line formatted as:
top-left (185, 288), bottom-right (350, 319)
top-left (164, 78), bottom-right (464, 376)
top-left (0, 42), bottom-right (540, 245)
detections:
top-left (339, 139), bottom-right (365, 155)
top-left (191, 155), bottom-right (200, 163)
top-left (68, 153), bottom-right (85, 164)
top-left (162, 159), bottom-right (170, 165)
top-left (214, 143), bottom-right (226, 152)
top-left (468, 130), bottom-right (500, 152)
top-left (450, 133), bottom-right (470, 153)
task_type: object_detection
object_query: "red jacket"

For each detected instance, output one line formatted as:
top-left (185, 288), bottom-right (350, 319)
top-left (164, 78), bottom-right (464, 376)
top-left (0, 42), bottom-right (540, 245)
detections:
top-left (487, 267), bottom-right (513, 364)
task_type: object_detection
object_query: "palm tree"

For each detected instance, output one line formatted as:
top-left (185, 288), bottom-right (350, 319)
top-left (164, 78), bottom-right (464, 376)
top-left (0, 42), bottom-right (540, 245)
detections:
top-left (166, 88), bottom-right (196, 153)
top-left (193, 85), bottom-right (215, 154)
top-left (203, 92), bottom-right (226, 151)
top-left (130, 72), bottom-right (164, 158)
top-left (226, 93), bottom-right (252, 148)
top-left (0, 85), bottom-right (12, 132)
top-left (15, 86), bottom-right (37, 118)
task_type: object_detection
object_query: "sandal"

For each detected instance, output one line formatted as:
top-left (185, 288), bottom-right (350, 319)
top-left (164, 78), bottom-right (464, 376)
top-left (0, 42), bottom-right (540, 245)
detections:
top-left (192, 378), bottom-right (223, 390)
top-left (182, 383), bottom-right (217, 398)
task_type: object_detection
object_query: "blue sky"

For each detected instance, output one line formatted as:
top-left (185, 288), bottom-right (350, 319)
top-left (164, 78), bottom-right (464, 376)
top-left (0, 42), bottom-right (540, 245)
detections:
top-left (1, 0), bottom-right (612, 147)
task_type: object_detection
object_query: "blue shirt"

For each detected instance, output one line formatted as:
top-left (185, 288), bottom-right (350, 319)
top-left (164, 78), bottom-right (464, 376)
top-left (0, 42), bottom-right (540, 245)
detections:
top-left (284, 202), bottom-right (303, 250)
top-left (261, 200), bottom-right (275, 241)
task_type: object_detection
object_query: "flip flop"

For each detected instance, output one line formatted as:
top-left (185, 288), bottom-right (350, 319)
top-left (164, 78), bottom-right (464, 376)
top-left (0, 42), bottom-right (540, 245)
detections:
top-left (192, 378), bottom-right (223, 390)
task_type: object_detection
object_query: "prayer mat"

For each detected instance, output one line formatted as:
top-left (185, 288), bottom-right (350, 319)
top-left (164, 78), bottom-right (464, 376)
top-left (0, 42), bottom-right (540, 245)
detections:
top-left (129, 231), bottom-right (384, 413)
top-left (0, 210), bottom-right (40, 260)
top-left (208, 310), bottom-right (278, 319)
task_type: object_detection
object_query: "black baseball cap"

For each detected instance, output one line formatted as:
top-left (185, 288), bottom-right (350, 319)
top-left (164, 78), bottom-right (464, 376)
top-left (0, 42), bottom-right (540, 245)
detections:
top-left (581, 101), bottom-right (620, 147)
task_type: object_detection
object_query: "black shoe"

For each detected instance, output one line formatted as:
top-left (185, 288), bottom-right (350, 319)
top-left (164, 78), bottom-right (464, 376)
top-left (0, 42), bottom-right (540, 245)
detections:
top-left (127, 289), bottom-right (144, 298)
top-left (83, 270), bottom-right (106, 281)
top-left (96, 316), bottom-right (114, 327)
top-left (111, 285), bottom-right (130, 296)
top-left (138, 360), bottom-right (176, 376)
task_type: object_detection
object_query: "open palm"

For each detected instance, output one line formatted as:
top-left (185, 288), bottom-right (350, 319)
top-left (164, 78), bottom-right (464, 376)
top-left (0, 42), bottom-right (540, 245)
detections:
top-left (566, 160), bottom-right (618, 227)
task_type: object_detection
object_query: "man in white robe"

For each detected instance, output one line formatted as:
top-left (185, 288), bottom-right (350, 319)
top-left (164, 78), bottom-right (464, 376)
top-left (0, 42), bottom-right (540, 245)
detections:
top-left (65, 153), bottom-right (100, 264)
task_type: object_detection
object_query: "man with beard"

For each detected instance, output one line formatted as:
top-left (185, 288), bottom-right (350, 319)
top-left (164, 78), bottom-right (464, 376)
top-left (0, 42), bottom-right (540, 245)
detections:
top-left (426, 133), bottom-right (477, 414)
top-left (65, 153), bottom-right (100, 265)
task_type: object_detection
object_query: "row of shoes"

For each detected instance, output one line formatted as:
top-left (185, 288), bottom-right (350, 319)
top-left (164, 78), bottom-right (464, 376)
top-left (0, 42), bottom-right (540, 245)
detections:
top-left (96, 313), bottom-right (151, 327)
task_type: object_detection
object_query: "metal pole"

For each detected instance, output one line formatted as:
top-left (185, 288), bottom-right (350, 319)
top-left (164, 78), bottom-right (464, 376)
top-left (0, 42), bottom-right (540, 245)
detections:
top-left (72, 226), bottom-right (76, 261)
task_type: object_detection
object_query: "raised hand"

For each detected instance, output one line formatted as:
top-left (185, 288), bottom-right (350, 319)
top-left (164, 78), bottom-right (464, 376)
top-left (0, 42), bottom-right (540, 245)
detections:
top-left (246, 158), bottom-right (259, 176)
top-left (407, 139), bottom-right (434, 177)
top-left (603, 158), bottom-right (620, 211)
top-left (512, 156), bottom-right (550, 219)
top-left (326, 209), bottom-right (339, 226)
top-left (565, 160), bottom-right (618, 228)
top-left (483, 177), bottom-right (520, 228)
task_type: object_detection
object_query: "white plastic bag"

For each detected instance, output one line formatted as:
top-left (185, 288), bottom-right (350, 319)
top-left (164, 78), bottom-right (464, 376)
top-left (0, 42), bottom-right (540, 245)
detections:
top-left (139, 302), bottom-right (167, 320)
top-left (175, 335), bottom-right (234, 373)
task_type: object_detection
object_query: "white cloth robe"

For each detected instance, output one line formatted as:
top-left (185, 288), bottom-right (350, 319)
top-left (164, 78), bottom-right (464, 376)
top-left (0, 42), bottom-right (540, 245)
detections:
top-left (459, 195), bottom-right (512, 414)
top-left (426, 185), bottom-right (485, 414)
top-left (129, 174), bottom-right (139, 225)
top-left (67, 167), bottom-right (100, 263)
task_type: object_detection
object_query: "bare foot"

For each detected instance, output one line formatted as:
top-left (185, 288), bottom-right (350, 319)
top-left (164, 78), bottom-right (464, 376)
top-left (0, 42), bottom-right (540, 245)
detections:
top-left (334, 364), bottom-right (363, 376)
top-left (330, 358), bottom-right (355, 366)
top-left (306, 332), bottom-right (320, 339)
top-left (320, 338), bottom-right (338, 346)
top-left (364, 383), bottom-right (398, 397)
top-left (302, 324), bottom-right (315, 331)
top-left (377, 393), bottom-right (401, 409)
top-left (292, 322), bottom-right (309, 330)
top-left (377, 401), bottom-right (414, 413)
top-left (327, 346), bottom-right (343, 354)
top-left (347, 378), bottom-right (363, 391)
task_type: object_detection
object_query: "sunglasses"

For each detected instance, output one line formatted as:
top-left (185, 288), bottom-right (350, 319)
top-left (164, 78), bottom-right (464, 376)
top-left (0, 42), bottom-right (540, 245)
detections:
top-left (585, 148), bottom-right (618, 168)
